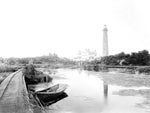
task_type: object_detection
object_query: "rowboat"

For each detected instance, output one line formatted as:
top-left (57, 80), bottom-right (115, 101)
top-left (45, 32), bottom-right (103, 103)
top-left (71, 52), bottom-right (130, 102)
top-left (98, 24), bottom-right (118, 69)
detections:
top-left (30, 84), bottom-right (68, 103)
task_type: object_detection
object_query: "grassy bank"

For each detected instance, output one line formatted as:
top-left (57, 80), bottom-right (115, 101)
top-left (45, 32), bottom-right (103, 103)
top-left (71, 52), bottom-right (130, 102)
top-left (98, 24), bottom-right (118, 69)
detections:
top-left (0, 64), bottom-right (20, 73)
top-left (0, 64), bottom-right (22, 84)
top-left (0, 72), bottom-right (12, 84)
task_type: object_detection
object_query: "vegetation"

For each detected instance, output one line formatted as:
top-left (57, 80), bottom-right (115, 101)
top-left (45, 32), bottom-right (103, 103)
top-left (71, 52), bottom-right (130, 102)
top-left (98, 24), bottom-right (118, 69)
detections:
top-left (87, 50), bottom-right (150, 66)
top-left (0, 64), bottom-right (21, 84)
top-left (83, 50), bottom-right (150, 74)
top-left (96, 50), bottom-right (150, 66)
top-left (136, 67), bottom-right (150, 74)
top-left (0, 52), bottom-right (77, 83)
top-left (0, 72), bottom-right (11, 84)
top-left (23, 64), bottom-right (52, 84)
top-left (0, 64), bottom-right (19, 73)
top-left (0, 53), bottom-right (77, 69)
top-left (0, 53), bottom-right (77, 84)
top-left (1, 50), bottom-right (150, 74)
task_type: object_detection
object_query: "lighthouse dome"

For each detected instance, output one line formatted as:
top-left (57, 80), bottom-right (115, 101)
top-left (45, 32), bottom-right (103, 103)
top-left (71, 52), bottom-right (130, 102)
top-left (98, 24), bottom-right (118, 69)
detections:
top-left (103, 25), bottom-right (107, 31)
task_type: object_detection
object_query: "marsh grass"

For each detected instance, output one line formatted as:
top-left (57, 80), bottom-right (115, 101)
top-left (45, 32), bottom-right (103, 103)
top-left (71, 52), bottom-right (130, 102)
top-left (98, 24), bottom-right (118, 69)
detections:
top-left (113, 89), bottom-right (150, 110)
top-left (0, 64), bottom-right (19, 83)
top-left (0, 72), bottom-right (11, 84)
top-left (0, 64), bottom-right (19, 73)
top-left (136, 67), bottom-right (150, 74)
top-left (100, 72), bottom-right (150, 87)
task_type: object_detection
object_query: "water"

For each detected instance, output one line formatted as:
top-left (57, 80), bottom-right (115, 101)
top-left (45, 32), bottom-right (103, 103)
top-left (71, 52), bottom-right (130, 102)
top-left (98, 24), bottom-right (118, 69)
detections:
top-left (44, 69), bottom-right (149, 113)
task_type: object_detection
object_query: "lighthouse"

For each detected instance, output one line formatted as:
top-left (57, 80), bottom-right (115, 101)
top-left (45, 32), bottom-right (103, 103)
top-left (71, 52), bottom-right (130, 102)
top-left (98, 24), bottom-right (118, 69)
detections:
top-left (103, 25), bottom-right (109, 56)
top-left (102, 25), bottom-right (109, 99)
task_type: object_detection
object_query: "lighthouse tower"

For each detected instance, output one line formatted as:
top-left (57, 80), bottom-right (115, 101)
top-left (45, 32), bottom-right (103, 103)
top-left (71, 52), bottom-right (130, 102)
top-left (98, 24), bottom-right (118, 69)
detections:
top-left (102, 25), bottom-right (109, 100)
top-left (103, 25), bottom-right (109, 56)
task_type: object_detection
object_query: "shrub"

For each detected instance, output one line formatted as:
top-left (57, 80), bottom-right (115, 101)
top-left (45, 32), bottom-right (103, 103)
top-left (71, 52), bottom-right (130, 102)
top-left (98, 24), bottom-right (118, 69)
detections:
top-left (0, 64), bottom-right (19, 73)
top-left (136, 67), bottom-right (150, 74)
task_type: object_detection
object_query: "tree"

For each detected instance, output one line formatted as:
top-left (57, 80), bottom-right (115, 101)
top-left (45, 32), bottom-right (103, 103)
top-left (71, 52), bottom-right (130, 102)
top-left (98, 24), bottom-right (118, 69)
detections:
top-left (137, 50), bottom-right (150, 65)
top-left (126, 50), bottom-right (150, 66)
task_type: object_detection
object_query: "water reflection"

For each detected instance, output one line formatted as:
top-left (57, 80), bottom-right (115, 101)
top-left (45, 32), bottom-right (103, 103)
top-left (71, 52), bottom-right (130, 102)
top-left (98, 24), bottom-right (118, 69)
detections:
top-left (103, 83), bottom-right (108, 100)
top-left (33, 93), bottom-right (68, 113)
top-left (44, 92), bottom-right (68, 106)
top-left (44, 69), bottom-right (148, 113)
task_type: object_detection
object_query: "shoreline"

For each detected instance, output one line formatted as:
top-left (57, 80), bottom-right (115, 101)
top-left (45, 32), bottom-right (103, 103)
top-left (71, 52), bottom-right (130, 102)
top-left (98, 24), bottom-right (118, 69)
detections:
top-left (83, 65), bottom-right (150, 75)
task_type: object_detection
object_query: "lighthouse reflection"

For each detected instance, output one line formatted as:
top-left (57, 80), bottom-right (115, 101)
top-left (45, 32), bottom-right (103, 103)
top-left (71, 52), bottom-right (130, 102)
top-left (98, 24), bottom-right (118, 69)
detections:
top-left (103, 82), bottom-right (108, 101)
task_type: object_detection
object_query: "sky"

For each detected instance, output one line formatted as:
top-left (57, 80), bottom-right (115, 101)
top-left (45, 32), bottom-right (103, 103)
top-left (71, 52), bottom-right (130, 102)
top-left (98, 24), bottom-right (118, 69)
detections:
top-left (0, 0), bottom-right (150, 58)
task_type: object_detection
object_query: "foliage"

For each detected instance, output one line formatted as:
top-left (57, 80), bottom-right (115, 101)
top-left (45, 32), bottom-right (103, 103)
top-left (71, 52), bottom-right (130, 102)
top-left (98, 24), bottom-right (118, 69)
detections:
top-left (0, 72), bottom-right (11, 84)
top-left (100, 55), bottom-right (118, 65)
top-left (99, 50), bottom-right (150, 66)
top-left (136, 67), bottom-right (150, 74)
top-left (0, 53), bottom-right (76, 69)
top-left (83, 50), bottom-right (150, 72)
top-left (22, 64), bottom-right (53, 84)
top-left (0, 64), bottom-right (18, 73)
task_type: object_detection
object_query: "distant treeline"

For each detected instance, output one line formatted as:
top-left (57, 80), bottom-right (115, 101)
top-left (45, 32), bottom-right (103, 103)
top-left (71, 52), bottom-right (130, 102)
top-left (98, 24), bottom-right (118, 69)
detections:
top-left (82, 50), bottom-right (150, 74)
top-left (92, 50), bottom-right (150, 66)
top-left (0, 53), bottom-right (76, 68)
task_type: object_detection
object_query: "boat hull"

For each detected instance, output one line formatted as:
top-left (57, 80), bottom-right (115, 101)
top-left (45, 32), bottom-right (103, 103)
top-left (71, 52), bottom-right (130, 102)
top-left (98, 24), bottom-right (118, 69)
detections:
top-left (35, 84), bottom-right (68, 103)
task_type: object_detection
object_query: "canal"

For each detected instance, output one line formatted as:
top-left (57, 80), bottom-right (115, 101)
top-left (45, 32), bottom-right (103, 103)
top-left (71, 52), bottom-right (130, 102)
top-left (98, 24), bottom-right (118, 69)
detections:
top-left (44, 69), bottom-right (150, 113)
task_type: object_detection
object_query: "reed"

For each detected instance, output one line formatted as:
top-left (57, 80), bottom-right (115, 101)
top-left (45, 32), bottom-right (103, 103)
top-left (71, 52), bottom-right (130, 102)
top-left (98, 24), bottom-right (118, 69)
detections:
top-left (0, 64), bottom-right (18, 73)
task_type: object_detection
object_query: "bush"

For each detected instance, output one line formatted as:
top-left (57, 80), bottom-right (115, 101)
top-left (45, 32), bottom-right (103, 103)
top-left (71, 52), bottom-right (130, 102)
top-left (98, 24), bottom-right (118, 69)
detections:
top-left (0, 64), bottom-right (19, 73)
top-left (136, 67), bottom-right (150, 74)
top-left (0, 72), bottom-right (11, 84)
top-left (22, 64), bottom-right (53, 84)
